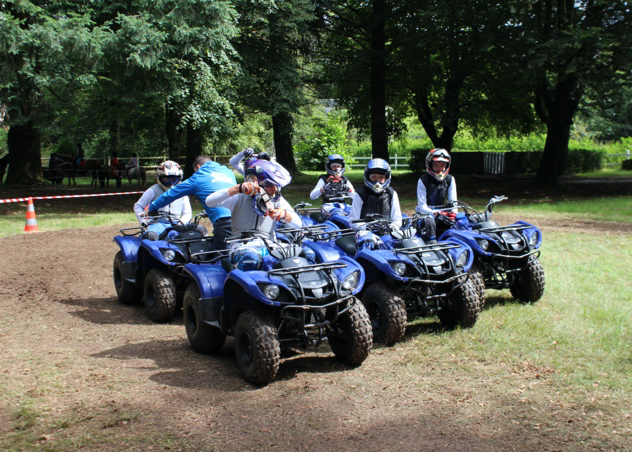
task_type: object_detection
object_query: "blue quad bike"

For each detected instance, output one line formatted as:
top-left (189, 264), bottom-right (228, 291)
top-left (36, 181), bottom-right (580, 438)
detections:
top-left (299, 215), bottom-right (482, 346)
top-left (439, 196), bottom-right (545, 305)
top-left (181, 228), bottom-right (373, 386)
top-left (293, 183), bottom-right (354, 229)
top-left (112, 211), bottom-right (213, 322)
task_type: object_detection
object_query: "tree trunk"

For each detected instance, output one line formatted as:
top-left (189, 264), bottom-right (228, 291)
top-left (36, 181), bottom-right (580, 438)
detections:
top-left (370, 0), bottom-right (388, 161)
top-left (109, 118), bottom-right (121, 158)
top-left (166, 106), bottom-right (183, 163)
top-left (5, 122), bottom-right (43, 185)
top-left (272, 112), bottom-right (298, 174)
top-left (537, 118), bottom-right (571, 187)
top-left (185, 125), bottom-right (202, 178)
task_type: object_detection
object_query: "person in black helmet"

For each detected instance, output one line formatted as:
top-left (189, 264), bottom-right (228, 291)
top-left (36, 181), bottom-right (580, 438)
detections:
top-left (310, 154), bottom-right (355, 203)
top-left (416, 148), bottom-right (458, 243)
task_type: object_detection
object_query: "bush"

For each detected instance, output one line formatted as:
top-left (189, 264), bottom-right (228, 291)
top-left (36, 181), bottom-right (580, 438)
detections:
top-left (295, 116), bottom-right (355, 170)
top-left (622, 159), bottom-right (632, 171)
top-left (408, 149), bottom-right (431, 176)
top-left (565, 149), bottom-right (606, 174)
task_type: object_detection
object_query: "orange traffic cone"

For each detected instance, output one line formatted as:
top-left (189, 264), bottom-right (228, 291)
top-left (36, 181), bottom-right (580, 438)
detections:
top-left (24, 197), bottom-right (39, 233)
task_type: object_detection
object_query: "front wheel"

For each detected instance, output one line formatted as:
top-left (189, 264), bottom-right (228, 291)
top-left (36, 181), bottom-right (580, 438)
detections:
top-left (510, 258), bottom-right (545, 302)
top-left (328, 299), bottom-right (373, 365)
top-left (361, 283), bottom-right (407, 346)
top-left (143, 268), bottom-right (177, 323)
top-left (113, 251), bottom-right (141, 305)
top-left (183, 284), bottom-right (226, 353)
top-left (234, 311), bottom-right (280, 386)
top-left (469, 265), bottom-right (487, 308)
top-left (438, 277), bottom-right (480, 329)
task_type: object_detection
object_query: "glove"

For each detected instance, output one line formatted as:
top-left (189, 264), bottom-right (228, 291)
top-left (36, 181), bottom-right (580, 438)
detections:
top-left (239, 182), bottom-right (258, 195)
top-left (439, 211), bottom-right (457, 221)
top-left (242, 148), bottom-right (254, 158)
top-left (266, 209), bottom-right (289, 222)
top-left (147, 210), bottom-right (159, 217)
top-left (258, 152), bottom-right (271, 161)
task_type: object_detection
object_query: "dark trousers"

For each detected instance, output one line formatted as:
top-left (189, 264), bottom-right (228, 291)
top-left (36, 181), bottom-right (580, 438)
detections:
top-left (212, 217), bottom-right (232, 250)
top-left (417, 216), bottom-right (450, 240)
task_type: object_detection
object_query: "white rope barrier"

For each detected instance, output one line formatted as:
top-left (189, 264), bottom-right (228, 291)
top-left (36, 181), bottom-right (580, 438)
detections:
top-left (0, 191), bottom-right (144, 204)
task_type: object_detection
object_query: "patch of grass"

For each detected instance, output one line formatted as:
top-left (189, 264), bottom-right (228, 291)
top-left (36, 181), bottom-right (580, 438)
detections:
top-left (0, 213), bottom-right (134, 238)
top-left (576, 168), bottom-right (632, 179)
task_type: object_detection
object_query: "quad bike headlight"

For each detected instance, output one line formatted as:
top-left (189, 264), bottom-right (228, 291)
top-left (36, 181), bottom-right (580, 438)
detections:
top-left (528, 232), bottom-right (538, 246)
top-left (341, 271), bottom-right (359, 290)
top-left (477, 239), bottom-right (490, 251)
top-left (263, 284), bottom-right (280, 300)
top-left (456, 250), bottom-right (469, 268)
top-left (161, 249), bottom-right (177, 261)
top-left (392, 262), bottom-right (407, 276)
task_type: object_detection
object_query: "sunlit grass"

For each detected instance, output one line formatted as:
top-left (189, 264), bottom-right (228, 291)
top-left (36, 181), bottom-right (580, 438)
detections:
top-left (0, 213), bottom-right (134, 237)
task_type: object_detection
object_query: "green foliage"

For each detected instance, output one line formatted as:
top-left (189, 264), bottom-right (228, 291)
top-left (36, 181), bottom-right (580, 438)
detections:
top-left (295, 115), bottom-right (355, 170)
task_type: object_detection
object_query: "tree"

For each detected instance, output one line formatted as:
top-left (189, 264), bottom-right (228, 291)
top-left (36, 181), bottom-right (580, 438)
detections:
top-left (234, 0), bottom-right (318, 173)
top-left (0, 0), bottom-right (106, 184)
top-left (517, 0), bottom-right (632, 185)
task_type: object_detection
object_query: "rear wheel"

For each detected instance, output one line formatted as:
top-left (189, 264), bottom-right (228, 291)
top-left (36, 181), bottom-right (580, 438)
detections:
top-left (234, 311), bottom-right (280, 386)
top-left (328, 299), bottom-right (373, 365)
top-left (361, 283), bottom-right (407, 345)
top-left (183, 284), bottom-right (226, 353)
top-left (438, 278), bottom-right (480, 329)
top-left (510, 258), bottom-right (545, 302)
top-left (143, 268), bottom-right (177, 323)
top-left (113, 251), bottom-right (141, 305)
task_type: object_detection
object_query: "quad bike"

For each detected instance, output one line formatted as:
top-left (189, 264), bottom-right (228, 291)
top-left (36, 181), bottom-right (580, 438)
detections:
top-left (439, 196), bottom-right (545, 305)
top-left (112, 211), bottom-right (214, 322)
top-left (181, 227), bottom-right (373, 386)
top-left (301, 214), bottom-right (481, 346)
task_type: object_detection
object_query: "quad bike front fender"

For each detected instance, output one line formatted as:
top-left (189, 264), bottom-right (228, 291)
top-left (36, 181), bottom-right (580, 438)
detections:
top-left (183, 263), bottom-right (228, 300)
top-left (113, 235), bottom-right (142, 263)
top-left (224, 270), bottom-right (292, 310)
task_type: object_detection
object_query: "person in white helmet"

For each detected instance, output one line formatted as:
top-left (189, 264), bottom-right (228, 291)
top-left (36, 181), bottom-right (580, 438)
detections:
top-left (415, 148), bottom-right (458, 243)
top-left (134, 160), bottom-right (192, 240)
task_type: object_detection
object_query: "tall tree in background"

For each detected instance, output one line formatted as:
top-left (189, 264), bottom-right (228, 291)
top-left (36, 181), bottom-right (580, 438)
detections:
top-left (234, 0), bottom-right (316, 173)
top-left (390, 0), bottom-right (538, 152)
top-left (317, 0), bottom-right (392, 160)
top-left (0, 0), bottom-right (105, 184)
top-left (517, 0), bottom-right (632, 186)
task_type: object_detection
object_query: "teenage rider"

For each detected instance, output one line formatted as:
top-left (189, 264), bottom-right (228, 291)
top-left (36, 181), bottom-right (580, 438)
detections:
top-left (415, 148), bottom-right (457, 243)
top-left (205, 159), bottom-right (301, 269)
top-left (134, 161), bottom-right (192, 240)
top-left (148, 156), bottom-right (237, 250)
top-left (310, 154), bottom-right (355, 203)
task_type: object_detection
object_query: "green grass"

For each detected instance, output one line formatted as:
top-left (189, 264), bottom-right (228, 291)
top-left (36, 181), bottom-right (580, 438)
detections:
top-left (576, 168), bottom-right (632, 179)
top-left (0, 213), bottom-right (135, 237)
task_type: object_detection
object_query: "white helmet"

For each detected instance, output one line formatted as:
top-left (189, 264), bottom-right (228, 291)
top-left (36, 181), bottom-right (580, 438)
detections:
top-left (157, 160), bottom-right (183, 189)
top-left (425, 148), bottom-right (451, 181)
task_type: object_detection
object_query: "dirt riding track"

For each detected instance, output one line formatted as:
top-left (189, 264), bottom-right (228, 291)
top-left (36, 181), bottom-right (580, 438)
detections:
top-left (1, 178), bottom-right (631, 450)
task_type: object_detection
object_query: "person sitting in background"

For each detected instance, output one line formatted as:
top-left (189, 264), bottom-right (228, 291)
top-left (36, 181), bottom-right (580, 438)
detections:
top-left (134, 161), bottom-right (192, 241)
top-left (415, 149), bottom-right (457, 243)
top-left (310, 154), bottom-right (354, 203)
top-left (126, 153), bottom-right (139, 170)
top-left (111, 151), bottom-right (120, 167)
top-left (229, 148), bottom-right (272, 176)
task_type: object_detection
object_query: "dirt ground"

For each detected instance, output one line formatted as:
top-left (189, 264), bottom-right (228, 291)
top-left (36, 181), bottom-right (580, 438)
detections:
top-left (1, 178), bottom-right (631, 451)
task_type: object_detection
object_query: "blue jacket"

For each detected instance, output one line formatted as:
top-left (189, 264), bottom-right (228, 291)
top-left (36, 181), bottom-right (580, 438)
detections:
top-left (149, 161), bottom-right (237, 224)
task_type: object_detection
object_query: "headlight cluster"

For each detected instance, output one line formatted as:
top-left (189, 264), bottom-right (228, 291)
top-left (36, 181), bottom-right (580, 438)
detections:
top-left (262, 284), bottom-right (280, 300)
top-left (161, 249), bottom-right (177, 261)
top-left (341, 271), bottom-right (359, 290)
top-left (456, 250), bottom-right (469, 268)
top-left (477, 239), bottom-right (490, 251)
top-left (528, 232), bottom-right (539, 246)
top-left (392, 262), bottom-right (407, 276)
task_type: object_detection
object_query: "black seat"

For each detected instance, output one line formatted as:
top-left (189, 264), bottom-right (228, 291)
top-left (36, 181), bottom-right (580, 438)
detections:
top-left (310, 212), bottom-right (325, 223)
top-left (221, 257), bottom-right (234, 273)
top-left (335, 234), bottom-right (356, 256)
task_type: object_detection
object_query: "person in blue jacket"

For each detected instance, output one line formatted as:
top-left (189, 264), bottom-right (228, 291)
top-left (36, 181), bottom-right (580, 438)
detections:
top-left (148, 156), bottom-right (237, 250)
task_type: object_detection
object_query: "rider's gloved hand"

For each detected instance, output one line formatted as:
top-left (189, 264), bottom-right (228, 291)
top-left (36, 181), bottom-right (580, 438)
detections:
top-left (267, 208), bottom-right (291, 223)
top-left (239, 181), bottom-right (259, 196)
top-left (437, 211), bottom-right (456, 221)
top-left (242, 148), bottom-right (254, 158)
top-left (147, 210), bottom-right (158, 217)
